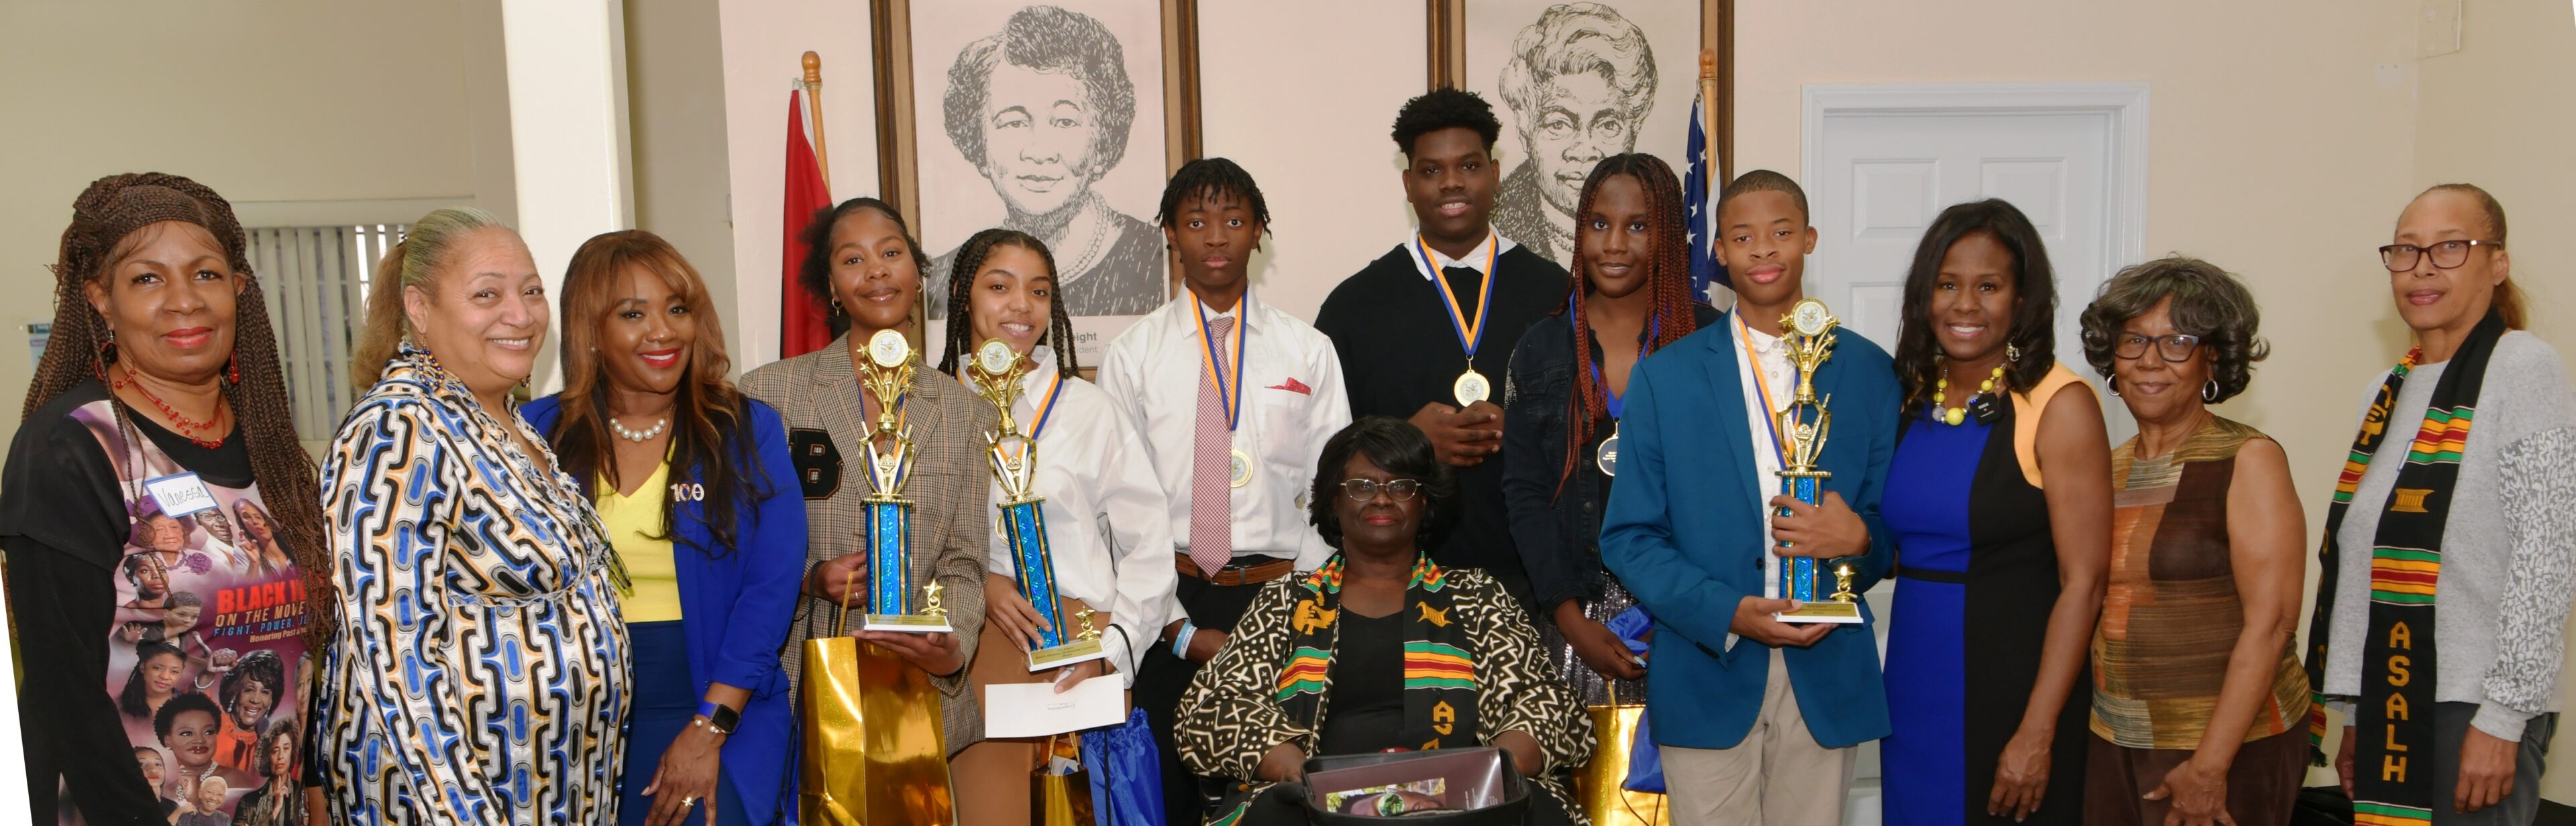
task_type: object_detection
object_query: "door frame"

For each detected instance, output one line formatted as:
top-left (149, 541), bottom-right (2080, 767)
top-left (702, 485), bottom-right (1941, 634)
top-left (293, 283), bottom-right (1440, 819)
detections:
top-left (1799, 82), bottom-right (2152, 278)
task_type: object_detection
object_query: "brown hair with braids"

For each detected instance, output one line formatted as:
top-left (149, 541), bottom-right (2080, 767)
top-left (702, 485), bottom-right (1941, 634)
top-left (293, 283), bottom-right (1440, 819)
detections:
top-left (1556, 154), bottom-right (1701, 499)
top-left (544, 230), bottom-right (767, 557)
top-left (936, 227), bottom-right (1079, 378)
top-left (22, 172), bottom-right (337, 649)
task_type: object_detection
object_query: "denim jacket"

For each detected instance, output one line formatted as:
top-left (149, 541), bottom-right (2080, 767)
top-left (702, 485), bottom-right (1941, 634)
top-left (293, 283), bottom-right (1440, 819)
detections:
top-left (1500, 303), bottom-right (1719, 614)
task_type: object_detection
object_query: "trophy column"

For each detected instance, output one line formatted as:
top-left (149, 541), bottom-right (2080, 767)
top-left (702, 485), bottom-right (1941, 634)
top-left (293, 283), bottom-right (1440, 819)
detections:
top-left (965, 339), bottom-right (1106, 670)
top-left (1774, 299), bottom-right (1863, 624)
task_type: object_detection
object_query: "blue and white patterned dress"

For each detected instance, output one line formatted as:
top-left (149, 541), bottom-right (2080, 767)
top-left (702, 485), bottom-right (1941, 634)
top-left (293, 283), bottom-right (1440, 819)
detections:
top-left (315, 347), bottom-right (631, 823)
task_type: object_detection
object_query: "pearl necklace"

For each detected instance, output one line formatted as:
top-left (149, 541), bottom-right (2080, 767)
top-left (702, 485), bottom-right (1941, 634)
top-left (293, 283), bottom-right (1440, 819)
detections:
top-left (1931, 364), bottom-right (2007, 426)
top-left (608, 415), bottom-right (669, 442)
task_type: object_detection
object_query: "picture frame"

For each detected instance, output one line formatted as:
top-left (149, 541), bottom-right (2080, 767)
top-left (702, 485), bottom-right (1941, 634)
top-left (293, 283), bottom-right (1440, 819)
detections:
top-left (869, 0), bottom-right (1203, 367)
top-left (1430, 0), bottom-right (1731, 277)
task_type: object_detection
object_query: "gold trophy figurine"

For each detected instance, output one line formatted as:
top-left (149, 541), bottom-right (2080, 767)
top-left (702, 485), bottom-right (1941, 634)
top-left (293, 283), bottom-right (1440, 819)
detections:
top-left (1831, 563), bottom-right (1858, 603)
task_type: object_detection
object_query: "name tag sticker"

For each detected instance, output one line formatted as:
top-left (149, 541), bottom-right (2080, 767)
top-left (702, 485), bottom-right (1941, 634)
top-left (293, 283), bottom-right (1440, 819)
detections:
top-left (144, 473), bottom-right (219, 519)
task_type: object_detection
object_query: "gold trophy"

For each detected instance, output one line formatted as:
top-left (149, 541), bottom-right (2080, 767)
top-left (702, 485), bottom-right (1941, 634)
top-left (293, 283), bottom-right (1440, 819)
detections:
top-left (856, 329), bottom-right (951, 633)
top-left (965, 339), bottom-right (1110, 670)
top-left (1774, 298), bottom-right (1862, 624)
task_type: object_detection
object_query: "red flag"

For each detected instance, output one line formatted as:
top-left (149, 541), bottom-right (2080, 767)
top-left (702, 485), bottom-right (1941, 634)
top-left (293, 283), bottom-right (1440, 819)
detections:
top-left (781, 88), bottom-right (835, 358)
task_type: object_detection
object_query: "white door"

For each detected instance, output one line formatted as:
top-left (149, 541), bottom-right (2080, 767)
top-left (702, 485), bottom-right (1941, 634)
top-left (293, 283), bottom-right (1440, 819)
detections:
top-left (1800, 83), bottom-right (2147, 826)
top-left (1809, 111), bottom-right (2114, 375)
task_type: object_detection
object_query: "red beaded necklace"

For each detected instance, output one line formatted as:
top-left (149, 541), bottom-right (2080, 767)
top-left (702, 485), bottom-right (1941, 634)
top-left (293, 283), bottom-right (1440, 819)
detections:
top-left (112, 364), bottom-right (229, 449)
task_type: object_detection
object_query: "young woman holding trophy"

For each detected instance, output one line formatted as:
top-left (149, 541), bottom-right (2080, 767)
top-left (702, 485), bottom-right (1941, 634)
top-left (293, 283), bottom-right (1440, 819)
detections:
top-left (936, 227), bottom-right (1177, 825)
top-left (741, 198), bottom-right (999, 825)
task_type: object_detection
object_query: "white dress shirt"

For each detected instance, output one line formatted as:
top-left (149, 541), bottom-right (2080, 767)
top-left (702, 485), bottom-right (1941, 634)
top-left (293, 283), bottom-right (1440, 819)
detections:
top-left (1400, 229), bottom-right (1520, 282)
top-left (1096, 292), bottom-right (1352, 617)
top-left (976, 346), bottom-right (1178, 684)
top-left (1731, 310), bottom-right (1796, 648)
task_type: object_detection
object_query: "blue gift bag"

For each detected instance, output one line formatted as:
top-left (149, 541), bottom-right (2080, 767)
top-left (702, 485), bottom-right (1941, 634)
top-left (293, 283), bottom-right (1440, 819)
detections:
top-left (1081, 707), bottom-right (1167, 826)
top-left (1609, 605), bottom-right (1666, 794)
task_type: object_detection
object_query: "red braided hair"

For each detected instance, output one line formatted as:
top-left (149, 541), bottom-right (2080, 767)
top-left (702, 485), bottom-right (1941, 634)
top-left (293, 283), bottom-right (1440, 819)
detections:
top-left (1556, 154), bottom-right (1701, 499)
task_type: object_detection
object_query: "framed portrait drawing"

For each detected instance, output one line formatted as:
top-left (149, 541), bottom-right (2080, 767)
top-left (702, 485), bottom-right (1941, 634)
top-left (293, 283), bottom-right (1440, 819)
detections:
top-left (884, 0), bottom-right (1189, 366)
top-left (1458, 1), bottom-right (1724, 274)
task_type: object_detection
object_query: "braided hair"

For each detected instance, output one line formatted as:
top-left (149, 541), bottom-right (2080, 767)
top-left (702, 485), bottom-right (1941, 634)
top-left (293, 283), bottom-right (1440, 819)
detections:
top-left (1556, 154), bottom-right (1701, 499)
top-left (25, 173), bottom-right (335, 650)
top-left (936, 228), bottom-right (1077, 378)
top-left (1155, 158), bottom-right (1272, 231)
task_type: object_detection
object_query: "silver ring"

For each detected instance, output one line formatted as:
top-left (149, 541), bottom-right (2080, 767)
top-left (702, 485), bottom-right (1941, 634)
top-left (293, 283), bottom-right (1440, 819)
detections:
top-left (682, 796), bottom-right (699, 807)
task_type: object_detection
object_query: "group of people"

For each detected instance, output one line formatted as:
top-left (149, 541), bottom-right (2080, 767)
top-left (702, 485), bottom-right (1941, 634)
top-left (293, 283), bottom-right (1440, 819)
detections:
top-left (2, 86), bottom-right (2565, 826)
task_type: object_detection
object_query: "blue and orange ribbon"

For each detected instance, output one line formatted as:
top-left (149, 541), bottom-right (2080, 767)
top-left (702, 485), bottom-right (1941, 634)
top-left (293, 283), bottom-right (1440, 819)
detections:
top-left (1733, 311), bottom-right (1790, 466)
top-left (1194, 298), bottom-right (1247, 431)
top-left (1415, 235), bottom-right (1499, 365)
top-left (1025, 367), bottom-right (1067, 439)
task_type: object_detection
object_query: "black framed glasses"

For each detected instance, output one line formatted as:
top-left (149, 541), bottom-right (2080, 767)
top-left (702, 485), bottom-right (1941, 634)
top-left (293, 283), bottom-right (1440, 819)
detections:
top-left (1340, 478), bottom-right (1421, 501)
top-left (2113, 333), bottom-right (2203, 363)
top-left (2380, 239), bottom-right (2501, 272)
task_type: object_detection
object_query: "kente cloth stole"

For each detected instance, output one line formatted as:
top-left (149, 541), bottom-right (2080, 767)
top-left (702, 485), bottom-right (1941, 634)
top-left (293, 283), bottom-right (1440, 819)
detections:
top-left (1276, 553), bottom-right (1483, 752)
top-left (2300, 311), bottom-right (2506, 826)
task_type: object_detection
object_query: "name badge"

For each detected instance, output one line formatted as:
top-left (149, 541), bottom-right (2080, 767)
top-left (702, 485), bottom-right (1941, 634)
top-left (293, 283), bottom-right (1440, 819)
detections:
top-left (144, 473), bottom-right (219, 519)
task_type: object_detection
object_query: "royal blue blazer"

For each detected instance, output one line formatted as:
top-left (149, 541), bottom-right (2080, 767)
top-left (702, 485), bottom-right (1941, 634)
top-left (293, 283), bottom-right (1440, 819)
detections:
top-left (522, 395), bottom-right (808, 826)
top-left (1599, 317), bottom-right (1900, 750)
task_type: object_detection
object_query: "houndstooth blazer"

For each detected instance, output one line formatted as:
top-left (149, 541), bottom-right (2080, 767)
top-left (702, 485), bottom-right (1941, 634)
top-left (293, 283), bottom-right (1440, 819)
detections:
top-left (741, 333), bottom-right (998, 754)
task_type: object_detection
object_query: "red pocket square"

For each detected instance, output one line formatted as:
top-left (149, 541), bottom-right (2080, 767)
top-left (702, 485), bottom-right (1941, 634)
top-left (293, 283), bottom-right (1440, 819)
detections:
top-left (1267, 377), bottom-right (1313, 395)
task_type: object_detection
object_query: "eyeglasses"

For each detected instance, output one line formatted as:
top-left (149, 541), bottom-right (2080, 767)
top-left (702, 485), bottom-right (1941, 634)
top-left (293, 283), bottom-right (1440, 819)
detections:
top-left (2113, 333), bottom-right (2203, 363)
top-left (2379, 239), bottom-right (2501, 272)
top-left (1340, 478), bottom-right (1421, 501)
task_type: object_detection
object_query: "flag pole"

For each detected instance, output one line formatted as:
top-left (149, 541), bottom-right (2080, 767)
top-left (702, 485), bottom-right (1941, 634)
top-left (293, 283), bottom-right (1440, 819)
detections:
top-left (1699, 48), bottom-right (1720, 192)
top-left (803, 51), bottom-right (832, 193)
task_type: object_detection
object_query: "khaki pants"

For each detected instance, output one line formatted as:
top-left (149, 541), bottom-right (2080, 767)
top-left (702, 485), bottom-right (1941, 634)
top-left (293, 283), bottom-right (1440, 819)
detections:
top-left (1658, 648), bottom-right (1856, 826)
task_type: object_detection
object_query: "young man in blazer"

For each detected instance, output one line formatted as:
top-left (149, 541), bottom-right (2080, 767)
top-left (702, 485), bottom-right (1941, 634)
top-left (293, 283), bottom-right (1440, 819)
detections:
top-left (1600, 170), bottom-right (1899, 826)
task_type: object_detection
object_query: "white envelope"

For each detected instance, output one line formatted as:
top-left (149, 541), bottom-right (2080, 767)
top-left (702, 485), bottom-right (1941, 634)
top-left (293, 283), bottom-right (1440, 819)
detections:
top-left (983, 674), bottom-right (1124, 738)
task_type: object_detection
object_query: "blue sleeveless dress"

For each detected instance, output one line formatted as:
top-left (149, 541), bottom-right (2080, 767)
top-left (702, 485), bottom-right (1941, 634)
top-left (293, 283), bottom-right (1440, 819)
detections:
top-left (1878, 396), bottom-right (2087, 826)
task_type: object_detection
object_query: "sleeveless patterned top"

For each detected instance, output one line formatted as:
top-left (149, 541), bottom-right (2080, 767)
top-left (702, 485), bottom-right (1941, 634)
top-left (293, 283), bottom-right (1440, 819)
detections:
top-left (2090, 414), bottom-right (2310, 748)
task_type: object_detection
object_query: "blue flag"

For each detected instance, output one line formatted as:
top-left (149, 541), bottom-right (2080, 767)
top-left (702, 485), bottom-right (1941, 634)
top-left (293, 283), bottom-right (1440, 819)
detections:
top-left (1684, 90), bottom-right (1729, 300)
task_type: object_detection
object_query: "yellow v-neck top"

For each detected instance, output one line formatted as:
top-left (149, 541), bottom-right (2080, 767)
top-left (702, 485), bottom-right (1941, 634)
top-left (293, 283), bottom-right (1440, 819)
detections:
top-left (594, 461), bottom-right (682, 622)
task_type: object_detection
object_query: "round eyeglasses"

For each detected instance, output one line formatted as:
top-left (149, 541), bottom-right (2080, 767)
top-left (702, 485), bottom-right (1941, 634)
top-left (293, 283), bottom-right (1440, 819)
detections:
top-left (2113, 333), bottom-right (2203, 363)
top-left (1340, 478), bottom-right (1421, 501)
top-left (2380, 239), bottom-right (2500, 272)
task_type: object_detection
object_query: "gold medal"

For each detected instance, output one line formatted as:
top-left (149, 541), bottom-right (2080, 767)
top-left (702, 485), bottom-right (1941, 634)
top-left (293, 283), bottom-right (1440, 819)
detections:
top-left (1452, 369), bottom-right (1491, 406)
top-left (1228, 447), bottom-right (1254, 487)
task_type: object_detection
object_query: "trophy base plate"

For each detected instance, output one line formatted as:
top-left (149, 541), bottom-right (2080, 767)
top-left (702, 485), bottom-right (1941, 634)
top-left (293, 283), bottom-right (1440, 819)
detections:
top-left (1025, 638), bottom-right (1108, 672)
top-left (1775, 600), bottom-right (1864, 624)
top-left (863, 613), bottom-right (956, 634)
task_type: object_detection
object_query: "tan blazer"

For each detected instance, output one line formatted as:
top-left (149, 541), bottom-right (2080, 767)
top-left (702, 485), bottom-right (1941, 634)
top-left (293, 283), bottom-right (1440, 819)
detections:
top-left (742, 333), bottom-right (998, 753)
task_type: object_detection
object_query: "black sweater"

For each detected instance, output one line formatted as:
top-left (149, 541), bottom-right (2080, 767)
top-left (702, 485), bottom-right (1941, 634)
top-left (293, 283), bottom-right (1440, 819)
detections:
top-left (1315, 243), bottom-right (1570, 607)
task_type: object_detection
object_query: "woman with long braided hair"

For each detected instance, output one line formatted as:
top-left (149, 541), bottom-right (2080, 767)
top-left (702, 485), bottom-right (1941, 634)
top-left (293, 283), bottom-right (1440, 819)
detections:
top-left (936, 227), bottom-right (1175, 825)
top-left (1499, 153), bottom-right (1709, 709)
top-left (2, 172), bottom-right (332, 825)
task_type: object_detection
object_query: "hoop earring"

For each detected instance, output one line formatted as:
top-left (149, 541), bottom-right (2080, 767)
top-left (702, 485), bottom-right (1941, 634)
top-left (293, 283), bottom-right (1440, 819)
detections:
top-left (2106, 377), bottom-right (2120, 397)
top-left (2202, 379), bottom-right (2220, 403)
top-left (94, 330), bottom-right (117, 381)
top-left (2006, 343), bottom-right (2023, 363)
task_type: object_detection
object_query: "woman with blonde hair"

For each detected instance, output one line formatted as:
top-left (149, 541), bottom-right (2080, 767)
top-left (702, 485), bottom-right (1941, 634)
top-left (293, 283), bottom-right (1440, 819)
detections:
top-left (315, 206), bottom-right (631, 823)
top-left (521, 230), bottom-right (806, 826)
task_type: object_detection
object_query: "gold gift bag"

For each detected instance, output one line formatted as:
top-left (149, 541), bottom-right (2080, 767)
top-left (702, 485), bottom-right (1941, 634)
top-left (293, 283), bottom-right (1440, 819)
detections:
top-left (1576, 683), bottom-right (1668, 826)
top-left (802, 568), bottom-right (956, 825)
top-left (1030, 733), bottom-right (1094, 826)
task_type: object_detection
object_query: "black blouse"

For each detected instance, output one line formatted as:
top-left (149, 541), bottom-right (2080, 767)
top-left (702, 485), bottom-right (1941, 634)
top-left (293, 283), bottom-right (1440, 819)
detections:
top-left (1314, 609), bottom-right (1407, 756)
top-left (0, 381), bottom-right (253, 825)
top-left (1499, 304), bottom-right (1721, 614)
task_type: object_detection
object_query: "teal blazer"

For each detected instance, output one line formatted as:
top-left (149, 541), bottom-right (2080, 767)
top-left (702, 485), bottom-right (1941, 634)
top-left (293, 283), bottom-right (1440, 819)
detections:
top-left (1599, 313), bottom-right (1900, 750)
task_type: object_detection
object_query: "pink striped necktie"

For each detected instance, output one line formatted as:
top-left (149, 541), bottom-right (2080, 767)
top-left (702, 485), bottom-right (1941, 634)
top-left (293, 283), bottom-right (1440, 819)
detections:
top-left (1188, 315), bottom-right (1237, 577)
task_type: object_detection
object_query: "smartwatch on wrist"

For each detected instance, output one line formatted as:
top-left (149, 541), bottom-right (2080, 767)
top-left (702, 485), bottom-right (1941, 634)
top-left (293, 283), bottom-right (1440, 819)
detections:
top-left (696, 701), bottom-right (739, 736)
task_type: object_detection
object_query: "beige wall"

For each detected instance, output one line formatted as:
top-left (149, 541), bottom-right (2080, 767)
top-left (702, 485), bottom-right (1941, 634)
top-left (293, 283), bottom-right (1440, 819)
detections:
top-left (625, 0), bottom-right (740, 351)
top-left (2414, 0), bottom-right (2576, 799)
top-left (0, 0), bottom-right (515, 457)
